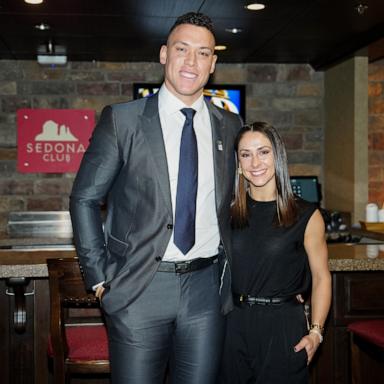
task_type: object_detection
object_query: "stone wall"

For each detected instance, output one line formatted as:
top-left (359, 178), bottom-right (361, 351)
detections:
top-left (0, 60), bottom-right (324, 237)
top-left (368, 58), bottom-right (384, 206)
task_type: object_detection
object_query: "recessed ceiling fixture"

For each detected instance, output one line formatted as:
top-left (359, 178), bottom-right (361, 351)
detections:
top-left (245, 2), bottom-right (266, 11)
top-left (225, 28), bottom-right (242, 34)
top-left (34, 23), bottom-right (50, 31)
top-left (25, 0), bottom-right (44, 4)
top-left (215, 45), bottom-right (227, 51)
top-left (355, 3), bottom-right (368, 15)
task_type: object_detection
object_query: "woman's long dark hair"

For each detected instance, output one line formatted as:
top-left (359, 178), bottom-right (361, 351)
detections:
top-left (231, 122), bottom-right (298, 228)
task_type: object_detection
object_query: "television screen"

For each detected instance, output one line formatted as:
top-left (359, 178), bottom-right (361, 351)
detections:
top-left (133, 83), bottom-right (245, 120)
top-left (290, 176), bottom-right (321, 204)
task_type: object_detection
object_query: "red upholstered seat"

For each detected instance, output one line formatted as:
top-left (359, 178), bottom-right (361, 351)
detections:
top-left (348, 320), bottom-right (384, 349)
top-left (48, 324), bottom-right (109, 360)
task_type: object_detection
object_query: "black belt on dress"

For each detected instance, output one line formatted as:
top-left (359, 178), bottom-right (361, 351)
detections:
top-left (233, 292), bottom-right (297, 307)
top-left (157, 255), bottom-right (218, 274)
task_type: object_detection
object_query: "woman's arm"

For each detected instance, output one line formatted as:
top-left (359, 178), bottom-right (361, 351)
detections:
top-left (294, 209), bottom-right (332, 364)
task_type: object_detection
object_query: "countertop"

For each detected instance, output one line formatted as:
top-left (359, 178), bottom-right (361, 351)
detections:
top-left (0, 248), bottom-right (76, 278)
top-left (0, 237), bottom-right (74, 248)
top-left (327, 243), bottom-right (384, 271)
top-left (1, 242), bottom-right (384, 278)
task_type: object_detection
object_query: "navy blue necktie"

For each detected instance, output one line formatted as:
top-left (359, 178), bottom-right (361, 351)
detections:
top-left (174, 108), bottom-right (198, 255)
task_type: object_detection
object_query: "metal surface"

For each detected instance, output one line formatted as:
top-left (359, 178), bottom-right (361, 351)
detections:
top-left (7, 211), bottom-right (73, 239)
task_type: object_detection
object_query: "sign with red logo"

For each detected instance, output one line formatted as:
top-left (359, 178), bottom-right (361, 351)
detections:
top-left (17, 109), bottom-right (95, 173)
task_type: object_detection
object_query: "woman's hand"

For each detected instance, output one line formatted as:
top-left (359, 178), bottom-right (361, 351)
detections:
top-left (294, 332), bottom-right (321, 365)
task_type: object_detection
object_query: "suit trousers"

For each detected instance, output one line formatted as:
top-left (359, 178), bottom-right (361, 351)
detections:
top-left (104, 262), bottom-right (225, 384)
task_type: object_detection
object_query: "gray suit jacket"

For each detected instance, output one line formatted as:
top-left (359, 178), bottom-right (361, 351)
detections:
top-left (69, 93), bottom-right (242, 314)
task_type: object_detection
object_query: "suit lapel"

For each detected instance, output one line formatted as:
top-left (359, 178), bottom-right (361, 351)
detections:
top-left (139, 96), bottom-right (230, 218)
top-left (207, 101), bottom-right (227, 213)
top-left (140, 94), bottom-right (173, 217)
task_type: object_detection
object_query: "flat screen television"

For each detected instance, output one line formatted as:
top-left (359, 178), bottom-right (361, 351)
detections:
top-left (133, 83), bottom-right (246, 120)
top-left (290, 176), bottom-right (321, 204)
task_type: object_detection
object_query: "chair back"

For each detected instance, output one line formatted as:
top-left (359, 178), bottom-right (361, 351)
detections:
top-left (348, 319), bottom-right (384, 384)
top-left (47, 257), bottom-right (109, 384)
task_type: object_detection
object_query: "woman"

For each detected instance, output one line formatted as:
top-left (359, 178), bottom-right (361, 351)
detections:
top-left (219, 122), bottom-right (331, 384)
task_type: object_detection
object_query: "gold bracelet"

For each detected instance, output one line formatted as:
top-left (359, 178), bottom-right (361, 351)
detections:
top-left (309, 323), bottom-right (324, 333)
top-left (309, 329), bottom-right (323, 343)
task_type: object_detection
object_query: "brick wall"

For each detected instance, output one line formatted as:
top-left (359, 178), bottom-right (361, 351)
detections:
top-left (0, 60), bottom-right (324, 237)
top-left (368, 58), bottom-right (384, 207)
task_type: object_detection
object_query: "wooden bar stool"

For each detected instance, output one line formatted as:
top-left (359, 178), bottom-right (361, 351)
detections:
top-left (348, 319), bottom-right (384, 384)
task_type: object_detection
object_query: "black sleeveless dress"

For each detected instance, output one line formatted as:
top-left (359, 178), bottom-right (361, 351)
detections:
top-left (218, 195), bottom-right (317, 384)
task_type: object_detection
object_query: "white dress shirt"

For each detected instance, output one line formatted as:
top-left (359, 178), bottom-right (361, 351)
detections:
top-left (93, 85), bottom-right (220, 289)
top-left (158, 84), bottom-right (220, 262)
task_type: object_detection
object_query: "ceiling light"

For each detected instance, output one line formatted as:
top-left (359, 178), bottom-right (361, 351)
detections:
top-left (215, 45), bottom-right (227, 51)
top-left (225, 28), bottom-right (242, 34)
top-left (245, 2), bottom-right (266, 11)
top-left (24, 0), bottom-right (44, 4)
top-left (34, 23), bottom-right (50, 31)
top-left (355, 3), bottom-right (368, 15)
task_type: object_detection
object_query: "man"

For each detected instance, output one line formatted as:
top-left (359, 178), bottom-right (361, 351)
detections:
top-left (70, 12), bottom-right (242, 384)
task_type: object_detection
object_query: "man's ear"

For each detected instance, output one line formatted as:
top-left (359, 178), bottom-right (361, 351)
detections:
top-left (210, 54), bottom-right (218, 74)
top-left (159, 45), bottom-right (167, 65)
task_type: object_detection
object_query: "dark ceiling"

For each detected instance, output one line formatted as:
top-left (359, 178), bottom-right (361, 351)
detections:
top-left (0, 0), bottom-right (383, 70)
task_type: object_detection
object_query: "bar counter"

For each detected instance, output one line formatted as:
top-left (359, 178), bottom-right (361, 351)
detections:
top-left (327, 242), bottom-right (384, 271)
top-left (1, 242), bottom-right (384, 278)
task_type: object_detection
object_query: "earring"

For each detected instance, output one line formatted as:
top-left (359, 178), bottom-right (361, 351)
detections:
top-left (238, 167), bottom-right (242, 175)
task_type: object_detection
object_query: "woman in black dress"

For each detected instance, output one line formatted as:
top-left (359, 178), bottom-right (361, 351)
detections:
top-left (219, 122), bottom-right (331, 384)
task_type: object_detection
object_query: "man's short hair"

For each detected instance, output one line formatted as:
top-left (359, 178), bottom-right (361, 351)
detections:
top-left (169, 12), bottom-right (215, 38)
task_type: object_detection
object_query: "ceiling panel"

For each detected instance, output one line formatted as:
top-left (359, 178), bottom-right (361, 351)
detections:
top-left (0, 0), bottom-right (382, 68)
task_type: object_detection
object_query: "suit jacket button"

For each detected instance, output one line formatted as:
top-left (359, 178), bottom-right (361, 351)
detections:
top-left (155, 256), bottom-right (162, 262)
top-left (167, 224), bottom-right (173, 230)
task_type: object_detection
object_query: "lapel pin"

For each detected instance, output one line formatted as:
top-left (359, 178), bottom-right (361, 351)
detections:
top-left (217, 140), bottom-right (223, 151)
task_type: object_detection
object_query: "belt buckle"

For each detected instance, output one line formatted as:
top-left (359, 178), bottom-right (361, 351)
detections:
top-left (254, 298), bottom-right (270, 305)
top-left (241, 294), bottom-right (256, 307)
top-left (175, 261), bottom-right (190, 274)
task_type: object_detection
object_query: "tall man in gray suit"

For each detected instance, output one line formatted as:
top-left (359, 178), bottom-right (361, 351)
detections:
top-left (70, 12), bottom-right (242, 384)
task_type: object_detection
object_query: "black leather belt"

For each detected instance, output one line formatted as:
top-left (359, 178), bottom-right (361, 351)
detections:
top-left (233, 293), bottom-right (296, 307)
top-left (157, 255), bottom-right (218, 274)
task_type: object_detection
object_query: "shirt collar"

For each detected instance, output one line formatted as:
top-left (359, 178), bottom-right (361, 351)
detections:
top-left (158, 83), bottom-right (205, 117)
